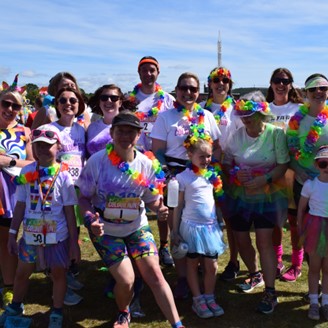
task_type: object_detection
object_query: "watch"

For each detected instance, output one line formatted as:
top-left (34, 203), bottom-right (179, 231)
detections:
top-left (9, 158), bottom-right (16, 167)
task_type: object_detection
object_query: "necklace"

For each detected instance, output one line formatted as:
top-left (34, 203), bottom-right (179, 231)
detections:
top-left (129, 83), bottom-right (165, 120)
top-left (287, 102), bottom-right (328, 160)
top-left (106, 144), bottom-right (165, 195)
top-left (204, 96), bottom-right (233, 124)
top-left (187, 162), bottom-right (224, 200)
top-left (13, 162), bottom-right (68, 185)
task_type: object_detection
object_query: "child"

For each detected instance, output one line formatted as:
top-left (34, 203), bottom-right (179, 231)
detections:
top-left (0, 124), bottom-right (80, 328)
top-left (298, 145), bottom-right (328, 321)
top-left (172, 134), bottom-right (226, 319)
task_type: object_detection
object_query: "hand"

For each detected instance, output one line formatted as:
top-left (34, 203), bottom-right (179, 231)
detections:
top-left (69, 242), bottom-right (81, 264)
top-left (236, 169), bottom-right (252, 185)
top-left (243, 175), bottom-right (267, 189)
top-left (172, 233), bottom-right (182, 246)
top-left (90, 212), bottom-right (104, 236)
top-left (8, 234), bottom-right (18, 255)
top-left (157, 198), bottom-right (169, 221)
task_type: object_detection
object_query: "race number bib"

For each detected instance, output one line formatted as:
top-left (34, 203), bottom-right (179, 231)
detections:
top-left (24, 219), bottom-right (57, 245)
top-left (142, 121), bottom-right (154, 134)
top-left (104, 197), bottom-right (141, 222)
top-left (60, 154), bottom-right (82, 181)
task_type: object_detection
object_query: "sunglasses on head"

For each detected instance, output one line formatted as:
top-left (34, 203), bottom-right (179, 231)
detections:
top-left (212, 77), bottom-right (230, 84)
top-left (1, 99), bottom-right (22, 111)
top-left (317, 160), bottom-right (328, 169)
top-left (99, 95), bottom-right (120, 102)
top-left (272, 77), bottom-right (291, 85)
top-left (31, 129), bottom-right (59, 141)
top-left (308, 86), bottom-right (328, 93)
top-left (178, 85), bottom-right (198, 93)
top-left (58, 97), bottom-right (78, 105)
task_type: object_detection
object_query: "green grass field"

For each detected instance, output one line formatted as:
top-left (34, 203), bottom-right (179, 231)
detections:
top-left (3, 219), bottom-right (328, 328)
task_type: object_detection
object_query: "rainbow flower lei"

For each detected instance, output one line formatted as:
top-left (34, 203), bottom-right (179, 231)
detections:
top-left (12, 163), bottom-right (68, 185)
top-left (205, 96), bottom-right (233, 124)
top-left (208, 68), bottom-right (231, 83)
top-left (129, 83), bottom-right (165, 120)
top-left (187, 162), bottom-right (224, 200)
top-left (287, 102), bottom-right (328, 160)
top-left (106, 143), bottom-right (165, 195)
top-left (235, 100), bottom-right (270, 115)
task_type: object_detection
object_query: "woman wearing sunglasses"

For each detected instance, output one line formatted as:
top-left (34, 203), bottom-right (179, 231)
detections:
top-left (199, 67), bottom-right (243, 283)
top-left (266, 68), bottom-right (305, 282)
top-left (286, 73), bottom-right (328, 283)
top-left (32, 72), bottom-right (91, 131)
top-left (151, 72), bottom-right (221, 300)
top-left (86, 84), bottom-right (124, 157)
top-left (0, 80), bottom-right (34, 308)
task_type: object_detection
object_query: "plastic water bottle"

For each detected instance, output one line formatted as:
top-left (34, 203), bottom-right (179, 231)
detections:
top-left (167, 178), bottom-right (179, 208)
top-left (171, 242), bottom-right (189, 259)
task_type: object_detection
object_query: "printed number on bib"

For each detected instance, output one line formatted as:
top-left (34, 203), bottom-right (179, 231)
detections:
top-left (24, 219), bottom-right (57, 245)
top-left (104, 197), bottom-right (141, 222)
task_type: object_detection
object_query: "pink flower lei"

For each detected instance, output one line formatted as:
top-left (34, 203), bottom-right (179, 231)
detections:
top-left (106, 143), bottom-right (165, 195)
top-left (129, 83), bottom-right (165, 120)
top-left (287, 102), bottom-right (328, 160)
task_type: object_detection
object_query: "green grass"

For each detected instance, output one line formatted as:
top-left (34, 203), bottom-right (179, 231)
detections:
top-left (3, 219), bottom-right (328, 328)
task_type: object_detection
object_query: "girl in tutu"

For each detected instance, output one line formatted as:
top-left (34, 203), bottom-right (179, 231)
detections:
top-left (172, 134), bottom-right (225, 319)
top-left (298, 145), bottom-right (328, 321)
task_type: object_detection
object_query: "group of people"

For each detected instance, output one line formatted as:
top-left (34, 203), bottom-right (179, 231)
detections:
top-left (0, 56), bottom-right (328, 327)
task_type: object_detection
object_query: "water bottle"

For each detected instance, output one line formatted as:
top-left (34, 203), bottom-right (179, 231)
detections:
top-left (167, 178), bottom-right (179, 208)
top-left (171, 242), bottom-right (189, 259)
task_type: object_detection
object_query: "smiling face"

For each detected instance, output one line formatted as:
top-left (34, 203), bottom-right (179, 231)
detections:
top-left (138, 63), bottom-right (159, 87)
top-left (56, 90), bottom-right (80, 118)
top-left (99, 88), bottom-right (122, 122)
top-left (270, 71), bottom-right (292, 104)
top-left (0, 92), bottom-right (22, 127)
top-left (209, 75), bottom-right (230, 99)
top-left (306, 87), bottom-right (328, 108)
top-left (188, 143), bottom-right (212, 169)
top-left (176, 77), bottom-right (199, 110)
top-left (32, 141), bottom-right (61, 166)
top-left (110, 125), bottom-right (141, 151)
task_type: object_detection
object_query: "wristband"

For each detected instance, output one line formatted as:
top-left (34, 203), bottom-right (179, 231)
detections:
top-left (84, 213), bottom-right (96, 229)
top-left (9, 228), bottom-right (17, 235)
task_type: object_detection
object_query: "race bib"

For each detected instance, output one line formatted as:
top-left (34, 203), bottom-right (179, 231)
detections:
top-left (24, 218), bottom-right (57, 245)
top-left (104, 197), bottom-right (141, 222)
top-left (61, 154), bottom-right (82, 181)
top-left (142, 121), bottom-right (154, 134)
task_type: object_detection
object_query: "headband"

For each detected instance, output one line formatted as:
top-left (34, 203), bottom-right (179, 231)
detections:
top-left (305, 76), bottom-right (328, 90)
top-left (208, 67), bottom-right (231, 83)
top-left (138, 58), bottom-right (160, 71)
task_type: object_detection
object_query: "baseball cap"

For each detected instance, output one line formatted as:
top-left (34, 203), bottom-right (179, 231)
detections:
top-left (315, 145), bottom-right (328, 160)
top-left (31, 124), bottom-right (61, 144)
top-left (111, 111), bottom-right (143, 129)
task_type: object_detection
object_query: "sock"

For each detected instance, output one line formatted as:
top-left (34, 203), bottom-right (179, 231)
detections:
top-left (204, 294), bottom-right (214, 301)
top-left (172, 321), bottom-right (183, 328)
top-left (309, 293), bottom-right (319, 305)
top-left (160, 240), bottom-right (169, 249)
top-left (291, 248), bottom-right (304, 267)
top-left (192, 295), bottom-right (203, 303)
top-left (273, 245), bottom-right (283, 263)
top-left (322, 293), bottom-right (328, 306)
top-left (52, 307), bottom-right (63, 315)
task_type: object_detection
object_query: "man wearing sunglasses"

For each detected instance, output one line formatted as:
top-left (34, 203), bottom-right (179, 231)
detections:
top-left (128, 56), bottom-right (176, 269)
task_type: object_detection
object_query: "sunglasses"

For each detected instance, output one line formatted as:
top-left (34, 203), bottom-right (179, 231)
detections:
top-left (31, 129), bottom-right (59, 141)
top-left (317, 160), bottom-right (328, 169)
top-left (308, 86), bottom-right (328, 93)
top-left (272, 77), bottom-right (291, 85)
top-left (212, 77), bottom-right (230, 84)
top-left (1, 99), bottom-right (22, 111)
top-left (58, 97), bottom-right (78, 105)
top-left (99, 95), bottom-right (120, 102)
top-left (178, 85), bottom-right (198, 93)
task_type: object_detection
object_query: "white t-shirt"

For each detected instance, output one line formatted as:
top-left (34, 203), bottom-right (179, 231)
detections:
top-left (269, 102), bottom-right (300, 131)
top-left (75, 149), bottom-right (160, 237)
top-left (86, 119), bottom-right (112, 156)
top-left (176, 168), bottom-right (216, 224)
top-left (223, 123), bottom-right (290, 169)
top-left (16, 162), bottom-right (78, 242)
top-left (51, 121), bottom-right (86, 182)
top-left (150, 108), bottom-right (221, 163)
top-left (135, 89), bottom-right (175, 150)
top-left (301, 177), bottom-right (328, 217)
top-left (199, 100), bottom-right (242, 151)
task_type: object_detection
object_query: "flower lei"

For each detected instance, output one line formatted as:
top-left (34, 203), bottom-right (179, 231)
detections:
top-left (129, 83), bottom-right (165, 120)
top-left (205, 96), bottom-right (233, 124)
top-left (287, 102), bottom-right (328, 160)
top-left (235, 100), bottom-right (270, 115)
top-left (207, 68), bottom-right (231, 83)
top-left (187, 162), bottom-right (224, 200)
top-left (12, 162), bottom-right (68, 185)
top-left (106, 143), bottom-right (165, 195)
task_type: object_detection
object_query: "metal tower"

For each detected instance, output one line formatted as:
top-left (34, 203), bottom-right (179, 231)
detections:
top-left (217, 31), bottom-right (222, 67)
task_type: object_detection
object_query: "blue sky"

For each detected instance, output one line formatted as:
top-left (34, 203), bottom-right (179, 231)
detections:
top-left (1, 0), bottom-right (328, 94)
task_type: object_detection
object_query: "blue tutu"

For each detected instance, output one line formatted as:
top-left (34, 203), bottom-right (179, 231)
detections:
top-left (179, 219), bottom-right (226, 256)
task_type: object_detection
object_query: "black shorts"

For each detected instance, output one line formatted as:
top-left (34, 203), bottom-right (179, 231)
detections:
top-left (230, 213), bottom-right (275, 232)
